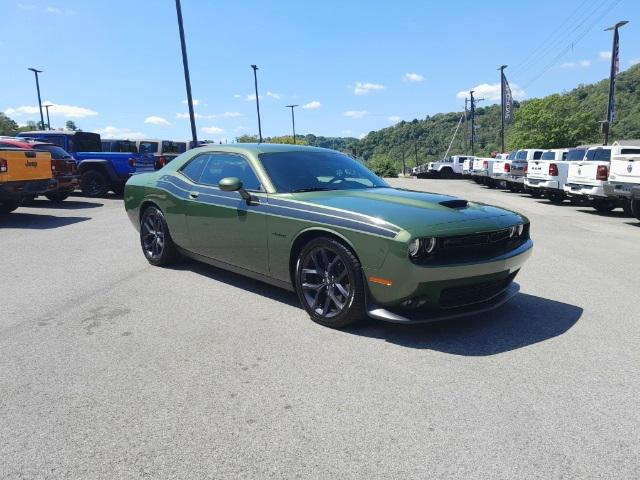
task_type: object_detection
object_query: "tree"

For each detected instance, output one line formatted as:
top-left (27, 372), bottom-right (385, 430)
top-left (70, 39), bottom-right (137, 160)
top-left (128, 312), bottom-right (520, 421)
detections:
top-left (66, 120), bottom-right (78, 131)
top-left (367, 154), bottom-right (398, 178)
top-left (0, 113), bottom-right (19, 136)
top-left (507, 94), bottom-right (599, 149)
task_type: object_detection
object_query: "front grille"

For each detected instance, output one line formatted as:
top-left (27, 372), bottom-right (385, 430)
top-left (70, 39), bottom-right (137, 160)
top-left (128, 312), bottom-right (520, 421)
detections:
top-left (439, 271), bottom-right (518, 308)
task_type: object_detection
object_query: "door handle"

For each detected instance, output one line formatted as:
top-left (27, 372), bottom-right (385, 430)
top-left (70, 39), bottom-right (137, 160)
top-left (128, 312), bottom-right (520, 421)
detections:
top-left (189, 191), bottom-right (199, 199)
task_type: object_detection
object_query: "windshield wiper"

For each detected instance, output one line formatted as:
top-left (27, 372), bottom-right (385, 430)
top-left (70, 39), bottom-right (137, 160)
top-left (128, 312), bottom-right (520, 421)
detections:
top-left (292, 187), bottom-right (333, 193)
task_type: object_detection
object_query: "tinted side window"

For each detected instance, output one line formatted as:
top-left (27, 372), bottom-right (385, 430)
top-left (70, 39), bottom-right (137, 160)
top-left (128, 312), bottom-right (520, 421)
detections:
top-left (533, 151), bottom-right (543, 160)
top-left (620, 148), bottom-right (640, 154)
top-left (200, 154), bottom-right (261, 191)
top-left (180, 154), bottom-right (208, 182)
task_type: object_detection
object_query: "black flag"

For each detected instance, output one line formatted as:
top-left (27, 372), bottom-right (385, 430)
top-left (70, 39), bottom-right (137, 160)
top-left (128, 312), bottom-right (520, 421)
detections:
top-left (502, 71), bottom-right (514, 125)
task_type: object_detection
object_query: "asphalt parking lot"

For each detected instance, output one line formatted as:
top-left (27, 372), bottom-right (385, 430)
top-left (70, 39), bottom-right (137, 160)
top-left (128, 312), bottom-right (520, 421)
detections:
top-left (2, 180), bottom-right (639, 479)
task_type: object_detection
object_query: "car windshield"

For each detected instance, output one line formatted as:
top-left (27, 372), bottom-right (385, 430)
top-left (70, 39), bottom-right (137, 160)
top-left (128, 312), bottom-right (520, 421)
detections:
top-left (541, 151), bottom-right (556, 160)
top-left (259, 151), bottom-right (389, 193)
top-left (584, 148), bottom-right (611, 161)
top-left (507, 151), bottom-right (517, 160)
top-left (36, 145), bottom-right (72, 159)
top-left (566, 148), bottom-right (586, 161)
top-left (515, 150), bottom-right (528, 160)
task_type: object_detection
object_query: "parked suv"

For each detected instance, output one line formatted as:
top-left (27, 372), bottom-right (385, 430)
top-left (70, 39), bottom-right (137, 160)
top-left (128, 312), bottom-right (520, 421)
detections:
top-left (0, 147), bottom-right (56, 213)
top-left (602, 140), bottom-right (640, 216)
top-left (0, 138), bottom-right (79, 202)
top-left (17, 131), bottom-right (155, 197)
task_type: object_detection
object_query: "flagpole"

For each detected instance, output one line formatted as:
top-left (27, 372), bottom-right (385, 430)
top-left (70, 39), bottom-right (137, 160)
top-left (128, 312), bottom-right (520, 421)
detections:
top-left (603, 21), bottom-right (628, 146)
top-left (499, 65), bottom-right (507, 153)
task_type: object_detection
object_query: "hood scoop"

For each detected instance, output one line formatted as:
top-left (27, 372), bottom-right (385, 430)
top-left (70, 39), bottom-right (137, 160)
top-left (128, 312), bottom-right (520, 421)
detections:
top-left (439, 199), bottom-right (468, 209)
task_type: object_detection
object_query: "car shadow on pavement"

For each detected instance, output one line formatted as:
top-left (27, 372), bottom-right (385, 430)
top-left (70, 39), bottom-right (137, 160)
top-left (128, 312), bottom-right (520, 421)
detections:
top-left (25, 199), bottom-right (104, 209)
top-left (576, 209), bottom-right (630, 218)
top-left (0, 212), bottom-right (91, 229)
top-left (344, 293), bottom-right (582, 356)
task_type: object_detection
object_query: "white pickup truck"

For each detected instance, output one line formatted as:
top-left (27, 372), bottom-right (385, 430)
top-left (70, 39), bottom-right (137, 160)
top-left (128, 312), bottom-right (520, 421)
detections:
top-left (428, 155), bottom-right (470, 178)
top-left (489, 151), bottom-right (517, 188)
top-left (603, 140), bottom-right (640, 218)
top-left (505, 149), bottom-right (545, 191)
top-left (462, 156), bottom-right (475, 176)
top-left (471, 157), bottom-right (490, 183)
top-left (563, 145), bottom-right (617, 212)
top-left (524, 148), bottom-right (573, 202)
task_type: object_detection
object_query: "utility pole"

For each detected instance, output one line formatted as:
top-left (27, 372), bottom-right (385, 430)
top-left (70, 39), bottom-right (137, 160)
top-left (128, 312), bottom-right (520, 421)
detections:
top-left (175, 0), bottom-right (197, 146)
top-left (603, 21), bottom-right (628, 145)
top-left (44, 104), bottom-right (52, 130)
top-left (499, 65), bottom-right (507, 153)
top-left (402, 150), bottom-right (406, 176)
top-left (28, 68), bottom-right (45, 130)
top-left (414, 142), bottom-right (419, 167)
top-left (470, 91), bottom-right (475, 156)
top-left (251, 65), bottom-right (263, 142)
top-left (285, 104), bottom-right (298, 144)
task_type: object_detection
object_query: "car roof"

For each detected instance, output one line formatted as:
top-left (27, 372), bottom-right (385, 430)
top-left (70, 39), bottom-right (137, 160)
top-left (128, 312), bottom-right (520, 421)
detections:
top-left (190, 143), bottom-right (338, 156)
top-left (0, 138), bottom-right (55, 149)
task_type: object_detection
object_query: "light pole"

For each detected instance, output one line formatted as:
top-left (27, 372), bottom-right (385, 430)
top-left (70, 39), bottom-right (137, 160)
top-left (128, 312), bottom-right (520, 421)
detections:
top-left (175, 0), bottom-right (197, 146)
top-left (28, 68), bottom-right (45, 130)
top-left (603, 20), bottom-right (628, 145)
top-left (44, 104), bottom-right (53, 130)
top-left (285, 104), bottom-right (298, 144)
top-left (251, 65), bottom-right (262, 142)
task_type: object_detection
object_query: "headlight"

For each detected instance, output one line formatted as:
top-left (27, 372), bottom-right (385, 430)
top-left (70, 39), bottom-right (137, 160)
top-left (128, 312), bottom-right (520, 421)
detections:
top-left (408, 237), bottom-right (437, 258)
top-left (509, 223), bottom-right (524, 237)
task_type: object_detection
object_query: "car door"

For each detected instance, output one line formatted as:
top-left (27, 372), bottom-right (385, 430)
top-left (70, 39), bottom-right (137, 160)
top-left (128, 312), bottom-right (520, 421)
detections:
top-left (184, 152), bottom-right (268, 274)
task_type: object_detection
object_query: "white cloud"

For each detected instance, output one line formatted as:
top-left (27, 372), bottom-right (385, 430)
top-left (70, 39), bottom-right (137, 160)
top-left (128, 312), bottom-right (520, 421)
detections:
top-left (94, 126), bottom-right (145, 140)
top-left (266, 91), bottom-right (281, 100)
top-left (629, 58), bottom-right (640, 66)
top-left (403, 72), bottom-right (424, 82)
top-left (233, 94), bottom-right (242, 99)
top-left (4, 102), bottom-right (98, 118)
top-left (599, 51), bottom-right (612, 60)
top-left (182, 98), bottom-right (201, 106)
top-left (388, 115), bottom-right (401, 123)
top-left (353, 82), bottom-right (384, 95)
top-left (144, 115), bottom-right (170, 126)
top-left (46, 6), bottom-right (61, 13)
top-left (202, 126), bottom-right (225, 134)
top-left (456, 83), bottom-right (526, 102)
top-left (302, 100), bottom-right (321, 109)
top-left (560, 60), bottom-right (591, 69)
top-left (358, 133), bottom-right (367, 140)
top-left (245, 93), bottom-right (262, 101)
top-left (175, 111), bottom-right (241, 120)
top-left (343, 110), bottom-right (369, 119)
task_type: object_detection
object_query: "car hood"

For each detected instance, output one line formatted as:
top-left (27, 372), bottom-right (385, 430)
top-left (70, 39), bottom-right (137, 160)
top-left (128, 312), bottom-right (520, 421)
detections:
top-left (287, 187), bottom-right (524, 236)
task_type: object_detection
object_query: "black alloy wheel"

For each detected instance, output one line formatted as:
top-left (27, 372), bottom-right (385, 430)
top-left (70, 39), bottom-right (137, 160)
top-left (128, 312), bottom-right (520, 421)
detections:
top-left (81, 170), bottom-right (109, 197)
top-left (296, 237), bottom-right (366, 328)
top-left (140, 206), bottom-right (178, 266)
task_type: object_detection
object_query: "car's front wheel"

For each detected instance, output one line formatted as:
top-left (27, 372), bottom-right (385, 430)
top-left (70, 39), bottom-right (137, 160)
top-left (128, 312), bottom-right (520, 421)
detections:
top-left (140, 206), bottom-right (178, 266)
top-left (592, 198), bottom-right (616, 213)
top-left (295, 237), bottom-right (366, 328)
top-left (547, 192), bottom-right (565, 204)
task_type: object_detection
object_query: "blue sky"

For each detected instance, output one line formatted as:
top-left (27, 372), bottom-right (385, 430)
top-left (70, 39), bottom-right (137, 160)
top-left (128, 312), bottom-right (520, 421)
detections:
top-left (2, 0), bottom-right (639, 142)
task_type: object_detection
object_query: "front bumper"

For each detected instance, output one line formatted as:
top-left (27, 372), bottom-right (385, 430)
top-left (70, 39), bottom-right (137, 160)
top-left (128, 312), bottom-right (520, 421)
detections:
top-left (525, 178), bottom-right (559, 190)
top-left (563, 183), bottom-right (606, 198)
top-left (603, 182), bottom-right (637, 199)
top-left (0, 179), bottom-right (58, 200)
top-left (368, 282), bottom-right (520, 323)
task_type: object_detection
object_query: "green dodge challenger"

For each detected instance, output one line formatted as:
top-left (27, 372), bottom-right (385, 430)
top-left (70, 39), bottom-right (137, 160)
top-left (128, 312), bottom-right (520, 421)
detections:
top-left (124, 144), bottom-right (532, 328)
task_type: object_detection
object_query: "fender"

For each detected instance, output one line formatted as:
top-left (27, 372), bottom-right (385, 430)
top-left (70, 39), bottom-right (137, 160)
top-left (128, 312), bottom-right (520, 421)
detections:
top-left (77, 159), bottom-right (120, 182)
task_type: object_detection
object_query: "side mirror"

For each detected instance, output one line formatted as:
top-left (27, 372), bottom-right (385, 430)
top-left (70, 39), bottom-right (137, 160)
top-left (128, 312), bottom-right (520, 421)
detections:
top-left (219, 177), bottom-right (254, 203)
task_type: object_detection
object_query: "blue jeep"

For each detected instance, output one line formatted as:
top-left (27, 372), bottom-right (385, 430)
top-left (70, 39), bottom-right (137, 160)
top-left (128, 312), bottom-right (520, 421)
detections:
top-left (16, 131), bottom-right (156, 197)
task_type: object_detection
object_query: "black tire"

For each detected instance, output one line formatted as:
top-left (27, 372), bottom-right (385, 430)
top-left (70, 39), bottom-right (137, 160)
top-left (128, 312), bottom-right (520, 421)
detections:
top-left (0, 199), bottom-right (22, 214)
top-left (548, 192), bottom-right (565, 204)
top-left (140, 206), bottom-right (178, 266)
top-left (81, 170), bottom-right (109, 197)
top-left (530, 190), bottom-right (542, 198)
top-left (621, 199), bottom-right (632, 216)
top-left (440, 168), bottom-right (453, 179)
top-left (592, 198), bottom-right (616, 213)
top-left (44, 192), bottom-right (70, 203)
top-left (631, 199), bottom-right (640, 221)
top-left (295, 237), bottom-right (366, 328)
top-left (112, 185), bottom-right (125, 196)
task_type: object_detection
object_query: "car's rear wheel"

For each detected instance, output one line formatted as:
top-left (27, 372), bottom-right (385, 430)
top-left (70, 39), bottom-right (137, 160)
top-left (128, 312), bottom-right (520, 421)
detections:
top-left (631, 199), bottom-right (640, 221)
top-left (530, 190), bottom-right (542, 198)
top-left (621, 199), bottom-right (632, 216)
top-left (548, 192), bottom-right (565, 204)
top-left (140, 206), bottom-right (178, 266)
top-left (45, 192), bottom-right (70, 203)
top-left (295, 237), bottom-right (366, 328)
top-left (592, 198), bottom-right (616, 213)
top-left (0, 199), bottom-right (22, 214)
top-left (81, 170), bottom-right (109, 197)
